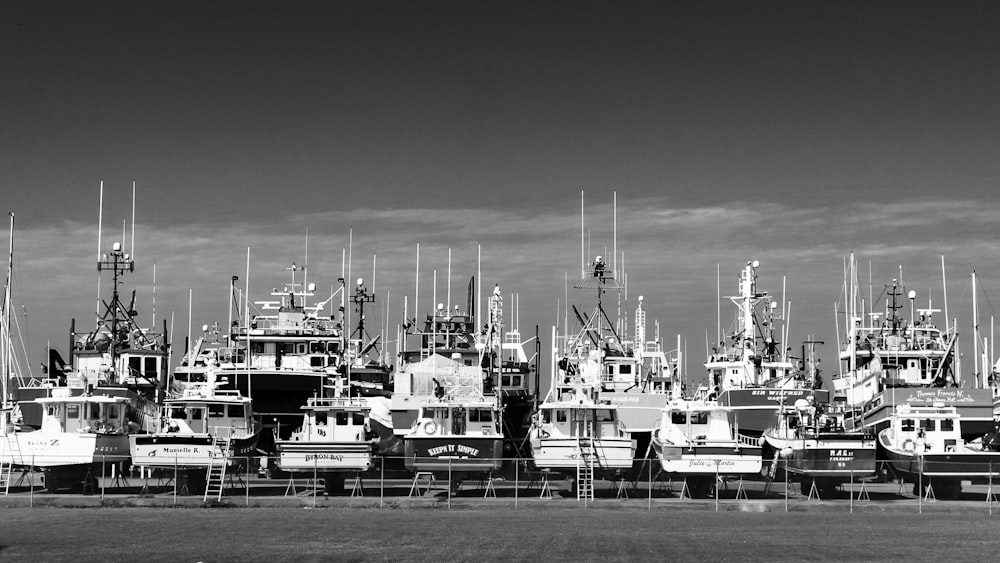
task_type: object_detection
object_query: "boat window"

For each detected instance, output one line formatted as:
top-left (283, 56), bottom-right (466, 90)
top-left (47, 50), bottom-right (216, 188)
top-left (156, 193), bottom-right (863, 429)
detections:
top-left (145, 357), bottom-right (159, 376)
top-left (556, 410), bottom-right (567, 423)
top-left (619, 364), bottom-right (632, 375)
top-left (67, 404), bottom-right (80, 419)
top-left (297, 344), bottom-right (307, 354)
top-left (920, 419), bottom-right (935, 431)
top-left (208, 404), bottom-right (225, 417)
top-left (671, 412), bottom-right (687, 425)
top-left (47, 405), bottom-right (58, 416)
top-left (690, 412), bottom-right (709, 425)
top-left (89, 403), bottom-right (101, 419)
top-left (596, 409), bottom-right (614, 422)
top-left (940, 419), bottom-right (954, 432)
top-left (541, 410), bottom-right (552, 424)
top-left (336, 412), bottom-right (349, 425)
top-left (315, 412), bottom-right (328, 425)
top-left (353, 413), bottom-right (365, 426)
top-left (901, 419), bottom-right (915, 432)
top-left (129, 357), bottom-right (142, 375)
top-left (469, 408), bottom-right (492, 423)
top-left (227, 405), bottom-right (243, 418)
top-left (169, 407), bottom-right (187, 419)
top-left (190, 408), bottom-right (203, 420)
top-left (107, 405), bottom-right (120, 419)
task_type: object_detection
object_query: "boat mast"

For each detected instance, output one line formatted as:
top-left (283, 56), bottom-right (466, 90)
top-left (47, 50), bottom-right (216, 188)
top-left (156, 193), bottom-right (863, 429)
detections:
top-left (2, 213), bottom-right (12, 404)
top-left (973, 270), bottom-right (979, 388)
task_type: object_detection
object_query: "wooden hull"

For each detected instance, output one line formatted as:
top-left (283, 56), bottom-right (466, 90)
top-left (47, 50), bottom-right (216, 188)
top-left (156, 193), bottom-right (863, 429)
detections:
top-left (1, 431), bottom-right (130, 467)
top-left (529, 437), bottom-right (635, 474)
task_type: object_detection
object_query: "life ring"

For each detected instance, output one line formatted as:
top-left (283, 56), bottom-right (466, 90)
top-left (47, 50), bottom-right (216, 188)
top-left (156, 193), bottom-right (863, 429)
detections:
top-left (483, 427), bottom-right (491, 436)
top-left (423, 421), bottom-right (438, 435)
top-left (902, 439), bottom-right (915, 451)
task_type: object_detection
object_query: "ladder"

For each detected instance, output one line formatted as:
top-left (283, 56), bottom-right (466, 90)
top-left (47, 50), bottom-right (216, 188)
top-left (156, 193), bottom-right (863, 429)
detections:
top-left (203, 432), bottom-right (233, 502)
top-left (1, 435), bottom-right (23, 496)
top-left (576, 437), bottom-right (595, 501)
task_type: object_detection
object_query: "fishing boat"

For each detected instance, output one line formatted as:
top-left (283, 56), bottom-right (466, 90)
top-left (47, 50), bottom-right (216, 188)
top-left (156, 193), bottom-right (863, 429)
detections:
top-left (392, 281), bottom-right (535, 459)
top-left (403, 353), bottom-right (503, 481)
top-left (274, 395), bottom-right (376, 494)
top-left (760, 398), bottom-right (877, 496)
top-left (2, 391), bottom-right (135, 491)
top-left (129, 367), bottom-right (261, 494)
top-left (650, 398), bottom-right (762, 498)
top-left (879, 403), bottom-right (1000, 499)
top-left (832, 255), bottom-right (993, 439)
top-left (172, 265), bottom-right (348, 460)
top-left (551, 256), bottom-right (681, 466)
top-left (15, 186), bottom-right (167, 436)
top-left (527, 320), bottom-right (635, 498)
top-left (705, 260), bottom-right (826, 436)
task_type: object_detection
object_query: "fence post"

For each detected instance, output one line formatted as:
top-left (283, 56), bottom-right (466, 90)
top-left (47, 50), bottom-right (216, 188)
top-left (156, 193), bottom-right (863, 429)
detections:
top-left (101, 455), bottom-right (106, 500)
top-left (918, 457), bottom-right (922, 514)
top-left (313, 454), bottom-right (318, 507)
top-left (30, 454), bottom-right (34, 508)
top-left (245, 456), bottom-right (250, 506)
top-left (783, 457), bottom-right (788, 512)
top-left (448, 458), bottom-right (452, 510)
top-left (379, 458), bottom-right (384, 509)
top-left (647, 454), bottom-right (652, 511)
top-left (514, 458), bottom-right (518, 510)
top-left (715, 459), bottom-right (719, 512)
top-left (849, 466), bottom-right (854, 514)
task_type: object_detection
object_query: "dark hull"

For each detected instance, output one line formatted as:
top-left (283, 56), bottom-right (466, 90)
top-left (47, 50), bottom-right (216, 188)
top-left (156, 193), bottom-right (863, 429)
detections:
top-left (764, 442), bottom-right (877, 478)
top-left (404, 437), bottom-right (503, 473)
top-left (851, 387), bottom-right (994, 440)
top-left (718, 388), bottom-right (830, 436)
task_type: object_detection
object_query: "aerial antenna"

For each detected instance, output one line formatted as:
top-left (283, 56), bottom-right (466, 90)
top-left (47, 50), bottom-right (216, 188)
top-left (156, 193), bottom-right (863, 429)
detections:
top-left (244, 247), bottom-right (251, 397)
top-left (580, 190), bottom-right (585, 280)
top-left (303, 228), bottom-right (309, 309)
top-left (716, 264), bottom-right (721, 346)
top-left (152, 263), bottom-right (157, 329)
top-left (130, 180), bottom-right (136, 261)
top-left (96, 181), bottom-right (104, 325)
top-left (613, 191), bottom-right (617, 277)
top-left (415, 243), bottom-right (420, 325)
top-left (447, 247), bottom-right (452, 315)
top-left (477, 244), bottom-right (482, 331)
top-left (941, 255), bottom-right (949, 335)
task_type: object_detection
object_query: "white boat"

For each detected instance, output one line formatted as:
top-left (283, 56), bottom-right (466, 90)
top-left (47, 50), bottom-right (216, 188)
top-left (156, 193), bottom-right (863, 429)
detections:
top-left (879, 403), bottom-right (1000, 499)
top-left (2, 391), bottom-right (134, 491)
top-left (275, 396), bottom-right (376, 474)
top-left (651, 398), bottom-right (762, 497)
top-left (129, 369), bottom-right (261, 491)
top-left (832, 256), bottom-right (993, 438)
top-left (704, 260), bottom-right (824, 436)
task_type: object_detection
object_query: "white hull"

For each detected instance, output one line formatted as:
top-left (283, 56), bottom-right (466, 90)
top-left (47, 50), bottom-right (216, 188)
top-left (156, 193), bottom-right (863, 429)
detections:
top-left (276, 442), bottom-right (373, 472)
top-left (531, 437), bottom-right (634, 471)
top-left (1, 432), bottom-right (130, 467)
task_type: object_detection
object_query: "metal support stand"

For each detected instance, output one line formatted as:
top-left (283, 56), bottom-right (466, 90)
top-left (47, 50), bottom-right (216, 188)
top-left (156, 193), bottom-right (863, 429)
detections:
top-left (679, 477), bottom-right (691, 500)
top-left (855, 480), bottom-right (870, 501)
top-left (409, 472), bottom-right (436, 497)
top-left (538, 470), bottom-right (553, 500)
top-left (734, 476), bottom-right (748, 500)
top-left (351, 473), bottom-right (365, 497)
top-left (807, 479), bottom-right (821, 501)
top-left (483, 474), bottom-right (498, 498)
top-left (284, 478), bottom-right (298, 497)
top-left (616, 478), bottom-right (629, 499)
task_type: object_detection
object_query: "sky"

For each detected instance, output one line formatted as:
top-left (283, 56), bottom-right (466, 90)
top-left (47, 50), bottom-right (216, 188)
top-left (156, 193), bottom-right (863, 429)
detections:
top-left (3, 1), bottom-right (1000, 389)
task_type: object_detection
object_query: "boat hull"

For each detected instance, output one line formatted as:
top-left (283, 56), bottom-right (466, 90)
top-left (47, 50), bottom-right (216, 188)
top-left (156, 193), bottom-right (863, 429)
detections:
top-left (529, 437), bottom-right (635, 475)
top-left (762, 435), bottom-right (877, 478)
top-left (129, 434), bottom-right (259, 468)
top-left (276, 441), bottom-right (374, 472)
top-left (717, 388), bottom-right (830, 436)
top-left (1, 432), bottom-right (130, 467)
top-left (879, 434), bottom-right (1000, 479)
top-left (652, 439), bottom-right (762, 475)
top-left (852, 388), bottom-right (994, 440)
top-left (404, 437), bottom-right (503, 473)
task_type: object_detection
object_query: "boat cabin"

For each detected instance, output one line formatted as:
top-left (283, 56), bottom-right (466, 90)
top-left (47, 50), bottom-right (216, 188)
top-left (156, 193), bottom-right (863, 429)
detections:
top-left (663, 403), bottom-right (734, 444)
top-left (889, 404), bottom-right (963, 453)
top-left (412, 402), bottom-right (500, 437)
top-left (36, 394), bottom-right (129, 435)
top-left (292, 398), bottom-right (370, 442)
top-left (537, 404), bottom-right (622, 439)
top-left (160, 390), bottom-right (254, 436)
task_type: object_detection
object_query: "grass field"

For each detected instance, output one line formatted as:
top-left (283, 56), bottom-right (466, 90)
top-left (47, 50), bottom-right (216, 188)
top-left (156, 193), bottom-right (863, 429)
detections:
top-left (1, 507), bottom-right (996, 562)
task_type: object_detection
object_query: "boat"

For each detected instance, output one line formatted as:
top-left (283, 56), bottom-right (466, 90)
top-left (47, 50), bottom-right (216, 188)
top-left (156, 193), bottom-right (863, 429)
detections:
top-left (832, 255), bottom-right (993, 439)
top-left (172, 265), bottom-right (349, 460)
top-left (392, 281), bottom-right (535, 460)
top-left (274, 395), bottom-right (377, 494)
top-left (527, 321), bottom-right (635, 494)
top-left (2, 391), bottom-right (136, 491)
top-left (403, 353), bottom-right (504, 481)
top-left (879, 403), bottom-right (1000, 499)
top-left (129, 367), bottom-right (261, 493)
top-left (551, 256), bottom-right (681, 465)
top-left (705, 260), bottom-right (827, 435)
top-left (760, 397), bottom-right (877, 496)
top-left (650, 398), bottom-right (762, 498)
